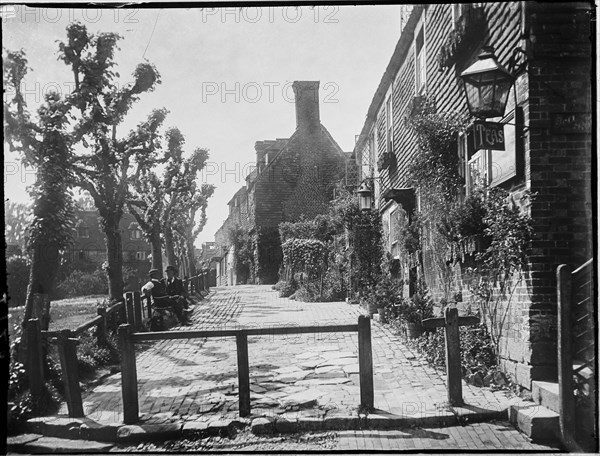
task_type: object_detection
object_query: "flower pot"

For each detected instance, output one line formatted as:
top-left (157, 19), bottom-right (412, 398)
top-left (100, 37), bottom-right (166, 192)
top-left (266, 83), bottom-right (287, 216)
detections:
top-left (377, 307), bottom-right (388, 324)
top-left (406, 322), bottom-right (422, 339)
top-left (367, 302), bottom-right (377, 317)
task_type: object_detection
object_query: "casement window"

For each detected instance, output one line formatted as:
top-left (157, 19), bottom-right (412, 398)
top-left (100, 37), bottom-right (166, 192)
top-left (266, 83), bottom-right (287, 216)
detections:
top-left (75, 220), bottom-right (90, 238)
top-left (465, 110), bottom-right (519, 194)
top-left (415, 27), bottom-right (427, 94)
top-left (390, 206), bottom-right (403, 259)
top-left (368, 132), bottom-right (375, 176)
top-left (385, 95), bottom-right (393, 153)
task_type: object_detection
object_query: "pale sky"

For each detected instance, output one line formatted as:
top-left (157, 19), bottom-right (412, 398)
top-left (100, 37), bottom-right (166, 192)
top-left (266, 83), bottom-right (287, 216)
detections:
top-left (3, 5), bottom-right (404, 247)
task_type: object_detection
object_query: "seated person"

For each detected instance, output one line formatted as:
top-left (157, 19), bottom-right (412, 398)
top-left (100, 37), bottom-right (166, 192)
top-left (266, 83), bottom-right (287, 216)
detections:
top-left (142, 268), bottom-right (191, 325)
top-left (164, 265), bottom-right (190, 309)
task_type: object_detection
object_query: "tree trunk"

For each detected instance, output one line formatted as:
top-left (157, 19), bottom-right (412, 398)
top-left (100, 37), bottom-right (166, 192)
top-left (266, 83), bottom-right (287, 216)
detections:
top-left (149, 229), bottom-right (163, 274)
top-left (164, 226), bottom-right (177, 268)
top-left (103, 215), bottom-right (125, 302)
top-left (18, 243), bottom-right (59, 365)
top-left (22, 243), bottom-right (58, 330)
top-left (186, 238), bottom-right (197, 277)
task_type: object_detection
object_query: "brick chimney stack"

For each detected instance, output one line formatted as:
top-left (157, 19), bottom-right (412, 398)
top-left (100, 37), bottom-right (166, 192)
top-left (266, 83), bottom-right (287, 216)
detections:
top-left (292, 81), bottom-right (320, 131)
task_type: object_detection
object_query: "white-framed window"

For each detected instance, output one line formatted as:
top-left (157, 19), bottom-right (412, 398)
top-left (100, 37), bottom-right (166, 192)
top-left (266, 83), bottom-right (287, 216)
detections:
top-left (465, 110), bottom-right (518, 194)
top-left (451, 4), bottom-right (462, 28)
top-left (368, 132), bottom-right (375, 177)
top-left (135, 251), bottom-right (146, 260)
top-left (385, 95), bottom-right (393, 153)
top-left (414, 27), bottom-right (426, 94)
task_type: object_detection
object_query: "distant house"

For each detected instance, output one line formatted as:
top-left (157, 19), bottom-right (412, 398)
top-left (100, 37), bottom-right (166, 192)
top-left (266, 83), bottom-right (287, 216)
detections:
top-left (67, 210), bottom-right (152, 288)
top-left (215, 81), bottom-right (356, 285)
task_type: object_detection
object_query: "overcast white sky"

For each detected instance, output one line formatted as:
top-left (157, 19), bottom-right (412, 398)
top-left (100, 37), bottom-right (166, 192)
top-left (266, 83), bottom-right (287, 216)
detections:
top-left (3, 5), bottom-right (404, 247)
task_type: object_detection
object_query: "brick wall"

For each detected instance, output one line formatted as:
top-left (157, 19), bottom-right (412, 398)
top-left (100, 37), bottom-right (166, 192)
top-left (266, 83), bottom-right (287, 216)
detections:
top-left (215, 82), bottom-right (349, 285)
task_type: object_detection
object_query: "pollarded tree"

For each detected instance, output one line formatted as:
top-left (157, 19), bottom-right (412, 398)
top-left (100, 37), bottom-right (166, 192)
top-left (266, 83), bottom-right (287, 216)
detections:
top-left (160, 134), bottom-right (213, 272)
top-left (4, 49), bottom-right (74, 351)
top-left (56, 22), bottom-right (162, 301)
top-left (127, 124), bottom-right (186, 275)
top-left (172, 179), bottom-right (215, 277)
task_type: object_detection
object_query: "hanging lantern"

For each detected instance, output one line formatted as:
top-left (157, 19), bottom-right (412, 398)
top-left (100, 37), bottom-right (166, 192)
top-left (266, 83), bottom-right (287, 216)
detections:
top-left (357, 181), bottom-right (373, 211)
top-left (460, 46), bottom-right (515, 119)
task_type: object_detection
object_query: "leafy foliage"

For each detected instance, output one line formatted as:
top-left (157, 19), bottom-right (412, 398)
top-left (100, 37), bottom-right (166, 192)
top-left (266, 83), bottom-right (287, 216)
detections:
top-left (55, 269), bottom-right (108, 299)
top-left (406, 103), bottom-right (470, 203)
top-left (4, 48), bottom-right (76, 337)
top-left (406, 323), bottom-right (497, 380)
top-left (276, 185), bottom-right (384, 302)
top-left (282, 238), bottom-right (328, 279)
top-left (227, 225), bottom-right (255, 283)
top-left (53, 22), bottom-right (164, 300)
top-left (7, 255), bottom-right (30, 307)
top-left (4, 201), bottom-right (32, 253)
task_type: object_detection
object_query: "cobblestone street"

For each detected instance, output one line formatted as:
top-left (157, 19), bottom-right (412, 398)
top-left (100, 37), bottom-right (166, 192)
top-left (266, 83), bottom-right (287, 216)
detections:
top-left (50, 285), bottom-right (560, 450)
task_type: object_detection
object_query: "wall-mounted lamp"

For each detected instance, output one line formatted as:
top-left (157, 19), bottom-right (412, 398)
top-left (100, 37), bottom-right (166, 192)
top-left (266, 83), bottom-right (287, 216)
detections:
top-left (459, 46), bottom-right (515, 119)
top-left (356, 178), bottom-right (416, 215)
top-left (357, 181), bottom-right (374, 212)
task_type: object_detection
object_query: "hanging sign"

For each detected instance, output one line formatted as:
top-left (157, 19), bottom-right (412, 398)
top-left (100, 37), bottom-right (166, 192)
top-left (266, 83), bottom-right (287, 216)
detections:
top-left (471, 121), bottom-right (505, 151)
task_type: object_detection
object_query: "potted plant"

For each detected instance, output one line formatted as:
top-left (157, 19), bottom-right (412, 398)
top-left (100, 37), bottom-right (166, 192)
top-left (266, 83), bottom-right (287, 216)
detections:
top-left (401, 290), bottom-right (434, 339)
top-left (361, 286), bottom-right (378, 317)
top-left (372, 276), bottom-right (402, 324)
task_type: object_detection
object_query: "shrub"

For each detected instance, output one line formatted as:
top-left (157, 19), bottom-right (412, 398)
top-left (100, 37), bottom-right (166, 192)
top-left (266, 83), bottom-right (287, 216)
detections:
top-left (402, 291), bottom-right (435, 324)
top-left (56, 269), bottom-right (108, 298)
top-left (289, 283), bottom-right (321, 302)
top-left (7, 255), bottom-right (30, 307)
top-left (276, 280), bottom-right (298, 298)
top-left (76, 332), bottom-right (120, 376)
top-left (8, 350), bottom-right (61, 435)
top-left (405, 323), bottom-right (498, 382)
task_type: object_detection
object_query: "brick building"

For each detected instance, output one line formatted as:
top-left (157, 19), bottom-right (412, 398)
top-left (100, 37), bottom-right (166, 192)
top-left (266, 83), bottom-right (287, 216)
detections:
top-left (67, 209), bottom-right (152, 288)
top-left (354, 3), bottom-right (593, 389)
top-left (215, 81), bottom-right (352, 285)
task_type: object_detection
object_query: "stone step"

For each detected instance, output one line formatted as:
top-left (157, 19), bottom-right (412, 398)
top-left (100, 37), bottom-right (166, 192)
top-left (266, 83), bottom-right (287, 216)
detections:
top-left (7, 434), bottom-right (113, 454)
top-left (532, 381), bottom-right (560, 414)
top-left (508, 404), bottom-right (560, 443)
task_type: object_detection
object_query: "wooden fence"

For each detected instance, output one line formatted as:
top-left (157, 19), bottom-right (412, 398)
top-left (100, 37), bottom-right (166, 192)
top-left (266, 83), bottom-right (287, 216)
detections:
top-left (557, 258), bottom-right (595, 451)
top-left (184, 270), bottom-right (210, 296)
top-left (26, 272), bottom-right (211, 419)
top-left (29, 298), bottom-right (129, 418)
top-left (118, 315), bottom-right (374, 424)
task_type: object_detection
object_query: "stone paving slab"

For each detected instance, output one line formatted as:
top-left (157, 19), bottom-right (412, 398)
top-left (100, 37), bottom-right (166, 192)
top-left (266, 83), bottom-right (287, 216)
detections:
top-left (28, 285), bottom-right (533, 444)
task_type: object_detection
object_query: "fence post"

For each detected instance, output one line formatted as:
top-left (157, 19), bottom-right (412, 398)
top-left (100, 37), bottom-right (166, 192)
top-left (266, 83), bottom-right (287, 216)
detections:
top-left (144, 295), bottom-right (152, 322)
top-left (557, 264), bottom-right (576, 449)
top-left (26, 319), bottom-right (45, 403)
top-left (236, 333), bottom-right (251, 417)
top-left (96, 307), bottom-right (107, 346)
top-left (133, 291), bottom-right (143, 331)
top-left (56, 329), bottom-right (84, 417)
top-left (125, 292), bottom-right (135, 325)
top-left (118, 324), bottom-right (139, 424)
top-left (358, 315), bottom-right (374, 411)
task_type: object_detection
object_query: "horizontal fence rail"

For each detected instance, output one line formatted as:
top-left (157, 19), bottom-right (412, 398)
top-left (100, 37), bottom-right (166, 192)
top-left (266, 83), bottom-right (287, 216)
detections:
top-left (33, 299), bottom-right (127, 418)
top-left (118, 315), bottom-right (374, 424)
top-left (130, 324), bottom-right (360, 342)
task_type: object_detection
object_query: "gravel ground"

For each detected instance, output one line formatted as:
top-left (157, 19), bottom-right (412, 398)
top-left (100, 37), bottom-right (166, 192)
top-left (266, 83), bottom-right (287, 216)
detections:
top-left (113, 430), bottom-right (339, 452)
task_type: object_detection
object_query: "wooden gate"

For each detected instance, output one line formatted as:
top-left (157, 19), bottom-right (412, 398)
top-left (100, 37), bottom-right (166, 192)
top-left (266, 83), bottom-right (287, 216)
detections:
top-left (557, 259), bottom-right (596, 451)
